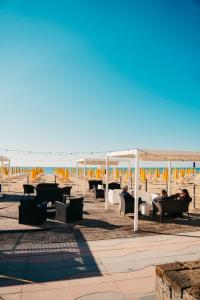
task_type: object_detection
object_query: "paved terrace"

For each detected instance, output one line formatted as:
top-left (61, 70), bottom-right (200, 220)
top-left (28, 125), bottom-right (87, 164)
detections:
top-left (1, 230), bottom-right (200, 300)
top-left (0, 190), bottom-right (200, 299)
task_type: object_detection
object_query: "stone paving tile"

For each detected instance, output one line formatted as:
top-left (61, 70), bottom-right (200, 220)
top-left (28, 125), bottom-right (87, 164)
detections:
top-left (115, 277), bottom-right (155, 299)
top-left (1, 294), bottom-right (21, 300)
top-left (111, 266), bottom-right (154, 282)
top-left (20, 287), bottom-right (73, 300)
top-left (99, 246), bottom-right (200, 265)
top-left (67, 264), bottom-right (106, 277)
top-left (24, 267), bottom-right (68, 283)
top-left (0, 257), bottom-right (27, 273)
top-left (68, 272), bottom-right (112, 287)
top-left (70, 282), bottom-right (121, 299)
top-left (75, 291), bottom-right (126, 300)
top-left (62, 255), bottom-right (102, 268)
top-left (26, 254), bottom-right (65, 271)
top-left (0, 271), bottom-right (24, 295)
top-left (22, 279), bottom-right (69, 292)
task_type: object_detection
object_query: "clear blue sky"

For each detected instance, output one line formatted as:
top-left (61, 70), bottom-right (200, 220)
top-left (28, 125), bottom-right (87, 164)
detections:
top-left (0, 0), bottom-right (200, 165)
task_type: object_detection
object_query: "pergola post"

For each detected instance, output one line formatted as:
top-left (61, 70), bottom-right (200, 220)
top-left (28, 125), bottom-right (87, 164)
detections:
top-left (193, 162), bottom-right (196, 209)
top-left (113, 166), bottom-right (116, 181)
top-left (7, 160), bottom-right (10, 192)
top-left (134, 150), bottom-right (139, 231)
top-left (105, 155), bottom-right (109, 210)
top-left (83, 160), bottom-right (86, 196)
top-left (168, 161), bottom-right (172, 196)
top-left (1, 161), bottom-right (3, 182)
top-left (128, 160), bottom-right (131, 189)
top-left (75, 161), bottom-right (78, 191)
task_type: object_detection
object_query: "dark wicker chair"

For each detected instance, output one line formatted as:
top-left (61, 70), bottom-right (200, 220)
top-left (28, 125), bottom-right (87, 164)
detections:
top-left (103, 182), bottom-right (121, 190)
top-left (108, 182), bottom-right (121, 190)
top-left (94, 187), bottom-right (105, 201)
top-left (61, 186), bottom-right (72, 199)
top-left (159, 198), bottom-right (192, 222)
top-left (88, 180), bottom-right (102, 190)
top-left (36, 183), bottom-right (63, 206)
top-left (120, 192), bottom-right (141, 218)
top-left (55, 196), bottom-right (84, 223)
top-left (23, 184), bottom-right (35, 196)
top-left (19, 197), bottom-right (47, 225)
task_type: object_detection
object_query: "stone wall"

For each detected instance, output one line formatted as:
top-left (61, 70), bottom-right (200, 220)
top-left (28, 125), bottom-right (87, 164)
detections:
top-left (156, 261), bottom-right (200, 299)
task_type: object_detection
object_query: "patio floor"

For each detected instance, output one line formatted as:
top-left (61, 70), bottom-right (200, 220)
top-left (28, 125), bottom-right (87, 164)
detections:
top-left (1, 191), bottom-right (200, 238)
top-left (1, 230), bottom-right (200, 299)
top-left (0, 191), bottom-right (200, 299)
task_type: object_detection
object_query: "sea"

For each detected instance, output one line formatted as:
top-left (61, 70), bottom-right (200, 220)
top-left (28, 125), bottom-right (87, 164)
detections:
top-left (23, 167), bottom-right (200, 174)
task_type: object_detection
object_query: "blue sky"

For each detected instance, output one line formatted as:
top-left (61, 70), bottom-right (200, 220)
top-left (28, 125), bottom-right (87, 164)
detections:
top-left (0, 0), bottom-right (200, 165)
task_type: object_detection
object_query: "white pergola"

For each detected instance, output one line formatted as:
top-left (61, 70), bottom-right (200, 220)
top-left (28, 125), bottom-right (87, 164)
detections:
top-left (0, 156), bottom-right (11, 190)
top-left (106, 148), bottom-right (200, 231)
top-left (0, 156), bottom-right (10, 175)
top-left (76, 158), bottom-right (120, 195)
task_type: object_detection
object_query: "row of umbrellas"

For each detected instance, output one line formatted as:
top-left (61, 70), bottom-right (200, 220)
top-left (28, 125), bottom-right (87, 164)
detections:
top-left (53, 167), bottom-right (197, 182)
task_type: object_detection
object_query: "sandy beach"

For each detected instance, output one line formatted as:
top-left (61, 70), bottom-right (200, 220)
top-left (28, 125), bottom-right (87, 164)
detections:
top-left (1, 171), bottom-right (200, 234)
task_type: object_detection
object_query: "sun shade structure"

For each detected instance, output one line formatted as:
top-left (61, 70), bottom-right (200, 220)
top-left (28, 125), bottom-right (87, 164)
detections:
top-left (0, 156), bottom-right (10, 173)
top-left (0, 156), bottom-right (10, 163)
top-left (105, 148), bottom-right (200, 232)
top-left (0, 156), bottom-right (11, 191)
top-left (107, 149), bottom-right (200, 161)
top-left (76, 158), bottom-right (120, 195)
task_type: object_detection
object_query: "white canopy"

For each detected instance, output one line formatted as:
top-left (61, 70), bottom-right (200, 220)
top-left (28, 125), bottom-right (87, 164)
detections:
top-left (76, 157), bottom-right (120, 194)
top-left (0, 156), bottom-right (10, 163)
top-left (107, 149), bottom-right (200, 161)
top-left (105, 148), bottom-right (200, 232)
top-left (77, 158), bottom-right (119, 166)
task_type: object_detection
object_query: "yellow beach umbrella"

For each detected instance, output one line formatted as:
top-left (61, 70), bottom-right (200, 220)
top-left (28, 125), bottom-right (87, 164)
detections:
top-left (162, 168), bottom-right (168, 182)
top-left (174, 169), bottom-right (179, 180)
top-left (155, 168), bottom-right (160, 179)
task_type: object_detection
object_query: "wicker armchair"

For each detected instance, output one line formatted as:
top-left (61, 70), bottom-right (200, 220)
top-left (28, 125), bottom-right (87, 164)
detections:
top-left (19, 197), bottom-right (47, 225)
top-left (94, 187), bottom-right (105, 201)
top-left (120, 192), bottom-right (141, 218)
top-left (61, 186), bottom-right (72, 199)
top-left (55, 196), bottom-right (84, 223)
top-left (36, 183), bottom-right (63, 205)
top-left (23, 184), bottom-right (35, 196)
top-left (88, 180), bottom-right (103, 190)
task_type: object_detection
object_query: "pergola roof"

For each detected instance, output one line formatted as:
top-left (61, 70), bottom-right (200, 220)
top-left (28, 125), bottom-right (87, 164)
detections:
top-left (107, 149), bottom-right (200, 162)
top-left (0, 156), bottom-right (10, 162)
top-left (77, 158), bottom-right (119, 166)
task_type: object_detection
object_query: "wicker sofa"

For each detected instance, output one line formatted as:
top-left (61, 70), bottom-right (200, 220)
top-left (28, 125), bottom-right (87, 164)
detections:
top-left (159, 198), bottom-right (191, 222)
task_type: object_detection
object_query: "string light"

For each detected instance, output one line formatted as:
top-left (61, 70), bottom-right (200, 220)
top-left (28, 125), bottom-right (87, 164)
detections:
top-left (0, 148), bottom-right (107, 156)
